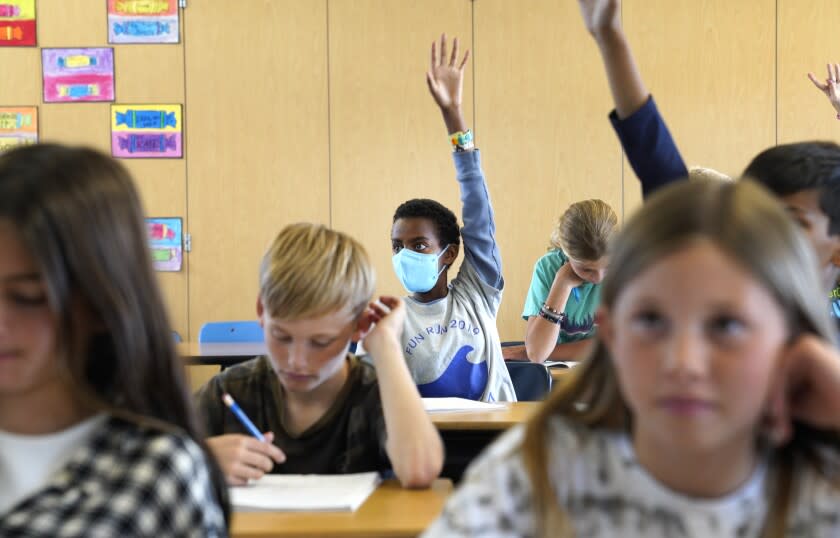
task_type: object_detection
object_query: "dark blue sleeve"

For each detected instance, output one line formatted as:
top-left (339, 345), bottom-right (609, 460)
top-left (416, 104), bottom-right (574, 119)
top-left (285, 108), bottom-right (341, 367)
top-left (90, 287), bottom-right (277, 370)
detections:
top-left (609, 96), bottom-right (688, 199)
top-left (453, 150), bottom-right (503, 289)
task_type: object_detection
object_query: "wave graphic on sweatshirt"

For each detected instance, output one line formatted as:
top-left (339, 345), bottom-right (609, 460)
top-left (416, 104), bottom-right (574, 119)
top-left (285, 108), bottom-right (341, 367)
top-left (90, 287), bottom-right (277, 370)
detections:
top-left (417, 345), bottom-right (488, 400)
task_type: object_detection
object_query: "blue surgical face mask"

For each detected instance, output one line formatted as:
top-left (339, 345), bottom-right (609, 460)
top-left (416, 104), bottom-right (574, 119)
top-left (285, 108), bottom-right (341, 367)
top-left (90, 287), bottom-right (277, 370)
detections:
top-left (392, 244), bottom-right (450, 293)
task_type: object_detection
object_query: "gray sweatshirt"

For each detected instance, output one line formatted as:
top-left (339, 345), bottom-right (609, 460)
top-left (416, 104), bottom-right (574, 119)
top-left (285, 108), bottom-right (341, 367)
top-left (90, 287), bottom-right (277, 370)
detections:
top-left (401, 150), bottom-right (516, 402)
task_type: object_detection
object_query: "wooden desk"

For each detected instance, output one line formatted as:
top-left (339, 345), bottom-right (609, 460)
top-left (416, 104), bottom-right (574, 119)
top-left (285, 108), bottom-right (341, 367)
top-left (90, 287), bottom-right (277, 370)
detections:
top-left (550, 366), bottom-right (574, 382)
top-left (432, 402), bottom-right (541, 482)
top-left (430, 402), bottom-right (540, 431)
top-left (230, 479), bottom-right (452, 538)
top-left (177, 341), bottom-right (267, 367)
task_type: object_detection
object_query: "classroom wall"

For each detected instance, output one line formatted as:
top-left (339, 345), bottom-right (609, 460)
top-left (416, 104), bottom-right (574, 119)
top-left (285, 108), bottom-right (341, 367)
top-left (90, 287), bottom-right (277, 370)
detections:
top-left (4, 1), bottom-right (839, 380)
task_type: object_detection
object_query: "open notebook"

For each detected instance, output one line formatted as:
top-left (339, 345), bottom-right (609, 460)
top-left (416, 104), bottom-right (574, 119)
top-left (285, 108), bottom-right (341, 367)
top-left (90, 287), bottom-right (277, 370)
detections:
top-left (231, 472), bottom-right (381, 512)
top-left (422, 397), bottom-right (506, 413)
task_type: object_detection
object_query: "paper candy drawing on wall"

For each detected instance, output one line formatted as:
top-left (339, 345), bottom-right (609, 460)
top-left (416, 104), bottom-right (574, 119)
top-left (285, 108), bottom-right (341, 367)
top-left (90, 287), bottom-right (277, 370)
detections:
top-left (42, 48), bottom-right (114, 103)
top-left (146, 217), bottom-right (182, 272)
top-left (56, 54), bottom-right (98, 68)
top-left (0, 106), bottom-right (37, 153)
top-left (108, 0), bottom-right (179, 44)
top-left (111, 104), bottom-right (182, 158)
top-left (0, 0), bottom-right (36, 46)
top-left (116, 109), bottom-right (177, 129)
top-left (119, 134), bottom-right (177, 153)
top-left (114, 0), bottom-right (171, 14)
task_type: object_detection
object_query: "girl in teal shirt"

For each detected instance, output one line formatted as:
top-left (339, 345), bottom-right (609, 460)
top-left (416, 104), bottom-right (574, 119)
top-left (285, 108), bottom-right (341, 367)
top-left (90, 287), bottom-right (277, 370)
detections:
top-left (522, 200), bottom-right (617, 362)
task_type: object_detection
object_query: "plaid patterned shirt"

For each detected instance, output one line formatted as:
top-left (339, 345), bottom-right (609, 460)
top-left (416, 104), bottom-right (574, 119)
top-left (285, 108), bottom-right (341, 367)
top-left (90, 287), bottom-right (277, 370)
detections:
top-left (0, 417), bottom-right (227, 537)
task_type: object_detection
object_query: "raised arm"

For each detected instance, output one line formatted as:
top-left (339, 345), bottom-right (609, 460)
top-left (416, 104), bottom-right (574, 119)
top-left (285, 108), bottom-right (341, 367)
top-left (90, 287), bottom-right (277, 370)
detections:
top-left (427, 34), bottom-right (503, 288)
top-left (578, 0), bottom-right (646, 118)
top-left (808, 64), bottom-right (840, 118)
top-left (578, 0), bottom-right (688, 198)
top-left (363, 296), bottom-right (444, 488)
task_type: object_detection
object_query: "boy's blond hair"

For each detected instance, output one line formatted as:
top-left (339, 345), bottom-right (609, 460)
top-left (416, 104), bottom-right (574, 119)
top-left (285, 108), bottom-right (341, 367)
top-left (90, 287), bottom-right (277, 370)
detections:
top-left (259, 223), bottom-right (375, 319)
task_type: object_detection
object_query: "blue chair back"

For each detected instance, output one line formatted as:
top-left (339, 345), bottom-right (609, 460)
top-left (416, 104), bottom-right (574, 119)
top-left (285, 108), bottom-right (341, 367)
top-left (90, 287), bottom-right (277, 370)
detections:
top-left (505, 360), bottom-right (552, 401)
top-left (199, 320), bottom-right (263, 343)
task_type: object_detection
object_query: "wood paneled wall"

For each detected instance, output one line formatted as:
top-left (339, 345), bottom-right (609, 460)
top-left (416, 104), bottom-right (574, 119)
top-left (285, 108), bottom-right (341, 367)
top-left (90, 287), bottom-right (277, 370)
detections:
top-left (5, 1), bottom-right (838, 378)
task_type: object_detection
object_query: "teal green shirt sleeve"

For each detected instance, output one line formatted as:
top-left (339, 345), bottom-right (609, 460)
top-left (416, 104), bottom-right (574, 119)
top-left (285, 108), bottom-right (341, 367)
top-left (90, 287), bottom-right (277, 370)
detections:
top-left (522, 251), bottom-right (563, 320)
top-left (521, 249), bottom-right (600, 344)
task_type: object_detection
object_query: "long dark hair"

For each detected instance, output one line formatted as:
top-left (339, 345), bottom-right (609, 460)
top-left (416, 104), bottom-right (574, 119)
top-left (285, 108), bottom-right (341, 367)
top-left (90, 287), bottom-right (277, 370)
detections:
top-left (522, 179), bottom-right (838, 537)
top-left (0, 144), bottom-right (229, 522)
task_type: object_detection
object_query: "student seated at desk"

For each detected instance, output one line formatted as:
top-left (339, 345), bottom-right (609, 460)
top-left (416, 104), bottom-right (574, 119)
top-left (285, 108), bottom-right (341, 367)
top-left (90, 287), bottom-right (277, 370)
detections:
top-left (522, 200), bottom-right (616, 364)
top-left (0, 145), bottom-right (228, 536)
top-left (196, 223), bottom-right (443, 487)
top-left (388, 34), bottom-right (515, 402)
top-left (425, 180), bottom-right (840, 537)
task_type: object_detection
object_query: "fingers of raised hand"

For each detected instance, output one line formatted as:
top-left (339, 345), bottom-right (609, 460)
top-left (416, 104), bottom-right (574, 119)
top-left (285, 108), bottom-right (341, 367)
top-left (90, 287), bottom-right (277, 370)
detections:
top-left (426, 70), bottom-right (438, 92)
top-left (450, 36), bottom-right (459, 67)
top-left (808, 72), bottom-right (828, 91)
top-left (459, 48), bottom-right (471, 70)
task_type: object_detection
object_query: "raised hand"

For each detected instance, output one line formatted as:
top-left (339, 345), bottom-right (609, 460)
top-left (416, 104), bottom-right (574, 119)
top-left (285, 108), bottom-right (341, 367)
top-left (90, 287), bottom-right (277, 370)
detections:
top-left (426, 33), bottom-right (470, 112)
top-left (807, 63), bottom-right (840, 115)
top-left (577, 0), bottom-right (621, 38)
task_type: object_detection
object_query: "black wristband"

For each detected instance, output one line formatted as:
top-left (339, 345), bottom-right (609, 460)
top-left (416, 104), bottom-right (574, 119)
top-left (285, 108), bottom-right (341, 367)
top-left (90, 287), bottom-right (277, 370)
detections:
top-left (539, 306), bottom-right (565, 325)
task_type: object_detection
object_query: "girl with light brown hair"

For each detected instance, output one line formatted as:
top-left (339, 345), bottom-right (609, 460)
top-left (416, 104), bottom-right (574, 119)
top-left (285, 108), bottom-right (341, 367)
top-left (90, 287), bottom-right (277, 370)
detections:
top-left (522, 199), bottom-right (618, 362)
top-left (425, 179), bottom-right (840, 537)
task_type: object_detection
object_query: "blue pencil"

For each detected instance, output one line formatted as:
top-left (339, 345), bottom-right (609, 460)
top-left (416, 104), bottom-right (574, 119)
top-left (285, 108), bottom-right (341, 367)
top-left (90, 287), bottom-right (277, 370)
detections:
top-left (222, 393), bottom-right (265, 441)
top-left (572, 287), bottom-right (580, 302)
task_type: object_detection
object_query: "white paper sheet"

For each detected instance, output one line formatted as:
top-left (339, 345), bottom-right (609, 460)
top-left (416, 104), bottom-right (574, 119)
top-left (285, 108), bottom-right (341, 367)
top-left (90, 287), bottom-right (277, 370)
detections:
top-left (422, 397), bottom-right (507, 413)
top-left (231, 472), bottom-right (381, 512)
top-left (543, 360), bottom-right (581, 369)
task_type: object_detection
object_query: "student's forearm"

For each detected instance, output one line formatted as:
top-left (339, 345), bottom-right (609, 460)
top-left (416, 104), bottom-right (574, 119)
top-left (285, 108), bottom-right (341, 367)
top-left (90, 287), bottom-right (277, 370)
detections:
top-left (594, 28), bottom-right (649, 119)
top-left (525, 317), bottom-right (563, 363)
top-left (441, 106), bottom-right (468, 136)
top-left (372, 338), bottom-right (444, 488)
top-left (546, 339), bottom-right (595, 361)
top-left (525, 280), bottom-right (574, 362)
top-left (456, 151), bottom-right (503, 287)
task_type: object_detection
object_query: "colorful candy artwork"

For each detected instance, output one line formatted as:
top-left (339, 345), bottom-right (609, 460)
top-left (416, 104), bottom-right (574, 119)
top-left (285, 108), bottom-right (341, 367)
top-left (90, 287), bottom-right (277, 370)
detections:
top-left (0, 106), bottom-right (37, 152)
top-left (111, 104), bottom-right (182, 158)
top-left (108, 0), bottom-right (178, 44)
top-left (146, 217), bottom-right (182, 271)
top-left (0, 0), bottom-right (36, 47)
top-left (42, 48), bottom-right (115, 103)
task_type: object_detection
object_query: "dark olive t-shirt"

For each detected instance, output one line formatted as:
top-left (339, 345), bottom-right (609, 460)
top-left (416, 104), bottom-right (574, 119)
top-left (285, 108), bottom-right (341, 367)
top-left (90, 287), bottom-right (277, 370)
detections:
top-left (195, 355), bottom-right (390, 474)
